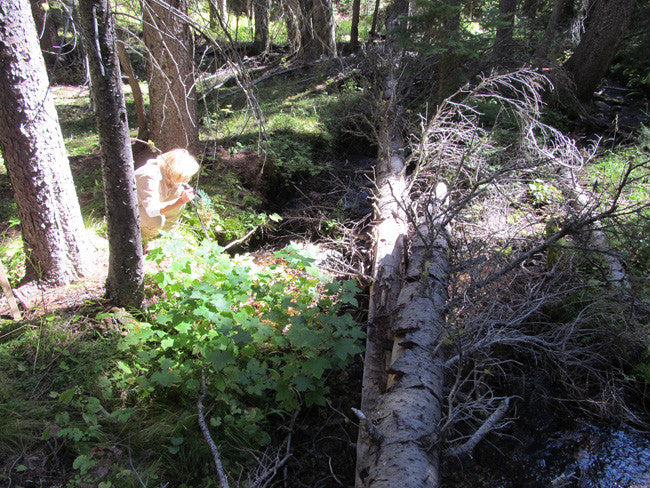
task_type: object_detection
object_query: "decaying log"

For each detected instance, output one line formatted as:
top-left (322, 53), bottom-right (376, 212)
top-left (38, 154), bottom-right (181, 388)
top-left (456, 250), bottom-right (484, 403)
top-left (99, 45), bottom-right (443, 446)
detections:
top-left (362, 211), bottom-right (449, 488)
top-left (355, 75), bottom-right (409, 485)
top-left (356, 60), bottom-right (450, 486)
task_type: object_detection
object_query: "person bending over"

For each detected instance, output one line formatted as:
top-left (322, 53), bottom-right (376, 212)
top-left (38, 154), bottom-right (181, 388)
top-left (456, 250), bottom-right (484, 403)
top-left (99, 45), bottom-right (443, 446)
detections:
top-left (135, 148), bottom-right (200, 240)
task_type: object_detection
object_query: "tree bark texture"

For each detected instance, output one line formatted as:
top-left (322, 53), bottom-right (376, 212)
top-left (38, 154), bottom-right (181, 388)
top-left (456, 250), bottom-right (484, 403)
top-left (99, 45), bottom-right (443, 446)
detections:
top-left (312, 0), bottom-right (337, 58)
top-left (364, 220), bottom-right (448, 488)
top-left (284, 0), bottom-right (301, 54)
top-left (385, 0), bottom-right (409, 32)
top-left (143, 0), bottom-right (199, 153)
top-left (436, 0), bottom-right (462, 102)
top-left (534, 0), bottom-right (570, 63)
top-left (492, 0), bottom-right (517, 62)
top-left (350, 0), bottom-right (361, 51)
top-left (356, 56), bottom-right (450, 487)
top-left (253, 0), bottom-right (270, 55)
top-left (0, 0), bottom-right (91, 286)
top-left (355, 73), bottom-right (409, 488)
top-left (297, 0), bottom-right (316, 60)
top-left (563, 0), bottom-right (635, 101)
top-left (370, 0), bottom-right (381, 36)
top-left (78, 0), bottom-right (144, 308)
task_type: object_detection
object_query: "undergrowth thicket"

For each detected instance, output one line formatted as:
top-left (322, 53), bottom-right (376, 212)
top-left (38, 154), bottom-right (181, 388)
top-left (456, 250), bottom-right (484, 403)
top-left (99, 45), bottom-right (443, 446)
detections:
top-left (0, 238), bottom-right (364, 487)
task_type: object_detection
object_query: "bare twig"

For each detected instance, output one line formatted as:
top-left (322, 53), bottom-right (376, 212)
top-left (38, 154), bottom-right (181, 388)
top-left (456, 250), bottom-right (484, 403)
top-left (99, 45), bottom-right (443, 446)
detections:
top-left (445, 398), bottom-right (511, 458)
top-left (247, 412), bottom-right (297, 488)
top-left (127, 437), bottom-right (150, 488)
top-left (223, 226), bottom-right (258, 251)
top-left (198, 372), bottom-right (230, 488)
top-left (351, 407), bottom-right (383, 444)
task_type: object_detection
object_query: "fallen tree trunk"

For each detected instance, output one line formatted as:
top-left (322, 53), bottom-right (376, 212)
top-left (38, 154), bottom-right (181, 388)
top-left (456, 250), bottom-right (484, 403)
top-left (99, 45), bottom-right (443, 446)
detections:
top-left (355, 72), bottom-right (409, 486)
top-left (362, 207), bottom-right (449, 488)
top-left (568, 178), bottom-right (631, 289)
top-left (355, 60), bottom-right (450, 487)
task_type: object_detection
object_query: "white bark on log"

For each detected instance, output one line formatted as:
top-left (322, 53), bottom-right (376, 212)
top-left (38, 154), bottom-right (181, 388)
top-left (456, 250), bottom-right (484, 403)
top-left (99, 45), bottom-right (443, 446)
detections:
top-left (356, 123), bottom-right (409, 487)
top-left (563, 174), bottom-right (631, 289)
top-left (574, 191), bottom-right (631, 289)
top-left (356, 107), bottom-right (449, 486)
top-left (362, 215), bottom-right (449, 488)
top-left (356, 59), bottom-right (450, 487)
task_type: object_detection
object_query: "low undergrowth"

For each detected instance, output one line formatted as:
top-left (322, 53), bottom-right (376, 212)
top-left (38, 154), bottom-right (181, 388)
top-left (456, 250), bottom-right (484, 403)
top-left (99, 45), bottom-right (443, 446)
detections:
top-left (0, 239), bottom-right (364, 487)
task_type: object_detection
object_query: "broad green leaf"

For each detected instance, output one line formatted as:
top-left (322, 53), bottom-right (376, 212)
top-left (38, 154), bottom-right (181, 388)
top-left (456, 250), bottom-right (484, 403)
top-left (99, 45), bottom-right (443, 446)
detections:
top-left (301, 356), bottom-right (330, 379)
top-left (58, 388), bottom-right (75, 404)
top-left (207, 349), bottom-right (235, 370)
top-left (286, 318), bottom-right (322, 349)
top-left (293, 374), bottom-right (312, 392)
top-left (334, 337), bottom-right (363, 361)
top-left (150, 370), bottom-right (180, 387)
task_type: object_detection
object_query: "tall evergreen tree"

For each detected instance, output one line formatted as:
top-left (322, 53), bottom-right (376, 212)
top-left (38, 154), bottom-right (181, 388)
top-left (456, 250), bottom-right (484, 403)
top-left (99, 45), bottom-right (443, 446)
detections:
top-left (564, 0), bottom-right (635, 100)
top-left (253, 0), bottom-right (270, 55)
top-left (78, 0), bottom-right (144, 308)
top-left (143, 0), bottom-right (199, 153)
top-left (0, 0), bottom-right (91, 286)
top-left (492, 0), bottom-right (517, 62)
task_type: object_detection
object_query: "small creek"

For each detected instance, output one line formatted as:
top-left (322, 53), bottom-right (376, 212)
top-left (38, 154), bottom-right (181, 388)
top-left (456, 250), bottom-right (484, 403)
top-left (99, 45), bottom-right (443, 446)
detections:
top-left (519, 423), bottom-right (650, 487)
top-left (445, 415), bottom-right (650, 488)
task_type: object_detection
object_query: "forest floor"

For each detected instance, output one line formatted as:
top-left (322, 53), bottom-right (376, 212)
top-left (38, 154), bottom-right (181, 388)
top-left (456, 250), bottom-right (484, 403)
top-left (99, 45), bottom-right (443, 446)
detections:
top-left (1, 60), bottom-right (650, 487)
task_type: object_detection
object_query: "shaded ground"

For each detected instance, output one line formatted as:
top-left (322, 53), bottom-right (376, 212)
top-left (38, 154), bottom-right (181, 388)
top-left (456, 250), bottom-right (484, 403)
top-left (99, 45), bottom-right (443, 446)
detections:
top-left (0, 143), bottom-right (273, 320)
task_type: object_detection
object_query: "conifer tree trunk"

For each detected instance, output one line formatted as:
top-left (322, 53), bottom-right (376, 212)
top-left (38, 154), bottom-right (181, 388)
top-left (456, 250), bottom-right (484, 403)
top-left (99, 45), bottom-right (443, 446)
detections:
top-left (312, 0), bottom-right (337, 58)
top-left (253, 0), bottom-right (270, 54)
top-left (492, 0), bottom-right (517, 62)
top-left (297, 0), bottom-right (316, 60)
top-left (0, 0), bottom-right (91, 286)
top-left (563, 0), bottom-right (634, 100)
top-left (78, 0), bottom-right (144, 308)
top-left (29, 0), bottom-right (59, 71)
top-left (534, 0), bottom-right (570, 63)
top-left (143, 0), bottom-right (199, 153)
top-left (284, 0), bottom-right (301, 53)
top-left (350, 0), bottom-right (361, 51)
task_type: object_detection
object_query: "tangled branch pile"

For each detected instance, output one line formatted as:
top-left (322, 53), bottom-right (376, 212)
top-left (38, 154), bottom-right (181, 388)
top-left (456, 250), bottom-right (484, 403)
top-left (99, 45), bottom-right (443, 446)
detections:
top-left (405, 69), bottom-right (649, 456)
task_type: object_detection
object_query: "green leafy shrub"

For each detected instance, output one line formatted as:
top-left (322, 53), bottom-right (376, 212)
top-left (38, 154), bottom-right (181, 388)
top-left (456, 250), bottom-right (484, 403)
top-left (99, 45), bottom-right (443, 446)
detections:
top-left (183, 188), bottom-right (277, 243)
top-left (528, 178), bottom-right (563, 206)
top-left (116, 238), bottom-right (364, 448)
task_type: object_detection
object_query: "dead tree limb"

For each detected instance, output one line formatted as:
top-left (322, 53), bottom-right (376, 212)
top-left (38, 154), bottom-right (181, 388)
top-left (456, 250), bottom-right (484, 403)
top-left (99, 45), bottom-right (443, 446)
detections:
top-left (198, 372), bottom-right (230, 488)
top-left (355, 58), bottom-right (409, 487)
top-left (444, 397), bottom-right (510, 458)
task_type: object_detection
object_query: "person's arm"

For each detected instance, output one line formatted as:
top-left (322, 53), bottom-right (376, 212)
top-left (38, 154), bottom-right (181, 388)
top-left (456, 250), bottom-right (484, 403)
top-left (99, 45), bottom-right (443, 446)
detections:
top-left (160, 185), bottom-right (195, 215)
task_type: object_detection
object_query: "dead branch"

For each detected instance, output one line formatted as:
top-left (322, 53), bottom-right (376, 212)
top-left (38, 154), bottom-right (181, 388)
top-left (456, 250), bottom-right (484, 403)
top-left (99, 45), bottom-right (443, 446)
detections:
top-left (198, 372), bottom-right (230, 488)
top-left (351, 407), bottom-right (383, 444)
top-left (405, 68), bottom-right (649, 459)
top-left (444, 397), bottom-right (510, 458)
top-left (246, 412), bottom-right (296, 488)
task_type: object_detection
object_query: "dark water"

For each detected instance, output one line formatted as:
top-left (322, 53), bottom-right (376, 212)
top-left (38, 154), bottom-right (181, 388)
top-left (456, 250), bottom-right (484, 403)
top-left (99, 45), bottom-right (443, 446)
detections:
top-left (445, 418), bottom-right (650, 488)
top-left (573, 425), bottom-right (650, 488)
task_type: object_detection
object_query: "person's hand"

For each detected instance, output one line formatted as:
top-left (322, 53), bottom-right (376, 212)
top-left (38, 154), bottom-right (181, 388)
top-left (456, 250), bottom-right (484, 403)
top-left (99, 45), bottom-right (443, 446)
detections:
top-left (178, 185), bottom-right (195, 205)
